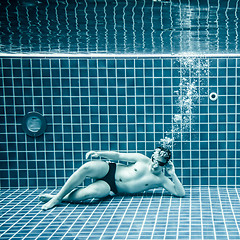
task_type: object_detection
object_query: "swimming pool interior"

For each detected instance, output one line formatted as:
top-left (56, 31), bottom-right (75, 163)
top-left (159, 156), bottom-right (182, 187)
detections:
top-left (1, 0), bottom-right (240, 239)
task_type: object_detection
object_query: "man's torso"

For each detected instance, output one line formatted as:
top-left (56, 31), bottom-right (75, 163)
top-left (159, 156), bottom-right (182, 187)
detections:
top-left (115, 161), bottom-right (164, 193)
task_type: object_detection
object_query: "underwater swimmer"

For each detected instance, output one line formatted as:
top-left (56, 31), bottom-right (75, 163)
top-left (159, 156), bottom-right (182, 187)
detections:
top-left (39, 148), bottom-right (185, 210)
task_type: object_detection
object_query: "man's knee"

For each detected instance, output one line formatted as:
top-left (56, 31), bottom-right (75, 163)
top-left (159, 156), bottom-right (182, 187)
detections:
top-left (69, 188), bottom-right (101, 201)
top-left (80, 160), bottom-right (106, 177)
top-left (84, 183), bottom-right (110, 198)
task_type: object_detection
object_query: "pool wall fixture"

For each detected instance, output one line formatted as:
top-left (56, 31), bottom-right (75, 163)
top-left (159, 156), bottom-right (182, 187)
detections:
top-left (209, 92), bottom-right (218, 102)
top-left (22, 112), bottom-right (47, 137)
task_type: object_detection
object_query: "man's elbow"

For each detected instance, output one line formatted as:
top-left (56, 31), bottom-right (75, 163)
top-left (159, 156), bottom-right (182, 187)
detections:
top-left (174, 188), bottom-right (185, 197)
top-left (176, 189), bottom-right (185, 197)
top-left (177, 192), bottom-right (185, 197)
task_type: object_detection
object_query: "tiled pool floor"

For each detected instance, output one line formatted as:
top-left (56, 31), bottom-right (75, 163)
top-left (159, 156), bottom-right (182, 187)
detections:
top-left (0, 187), bottom-right (240, 240)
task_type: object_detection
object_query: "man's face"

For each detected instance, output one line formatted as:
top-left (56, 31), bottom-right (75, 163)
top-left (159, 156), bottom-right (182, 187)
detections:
top-left (151, 148), bottom-right (168, 168)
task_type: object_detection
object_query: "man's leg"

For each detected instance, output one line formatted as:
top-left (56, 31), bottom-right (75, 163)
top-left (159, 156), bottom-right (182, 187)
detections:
top-left (40, 180), bottom-right (111, 204)
top-left (40, 160), bottom-right (109, 210)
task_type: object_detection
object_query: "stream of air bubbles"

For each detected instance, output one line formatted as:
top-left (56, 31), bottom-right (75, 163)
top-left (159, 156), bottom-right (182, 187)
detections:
top-left (160, 56), bottom-right (208, 150)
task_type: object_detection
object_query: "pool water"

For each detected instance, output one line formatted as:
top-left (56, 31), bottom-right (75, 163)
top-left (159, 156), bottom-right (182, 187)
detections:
top-left (1, 0), bottom-right (240, 239)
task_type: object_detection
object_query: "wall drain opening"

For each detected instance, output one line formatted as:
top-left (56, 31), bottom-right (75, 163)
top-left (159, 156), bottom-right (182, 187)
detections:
top-left (209, 92), bottom-right (218, 101)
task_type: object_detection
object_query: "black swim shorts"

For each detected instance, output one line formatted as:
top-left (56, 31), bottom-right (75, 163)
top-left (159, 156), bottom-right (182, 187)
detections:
top-left (99, 162), bottom-right (118, 194)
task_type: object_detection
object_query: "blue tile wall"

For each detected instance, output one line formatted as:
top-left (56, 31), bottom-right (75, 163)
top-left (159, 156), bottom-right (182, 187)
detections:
top-left (0, 56), bottom-right (239, 188)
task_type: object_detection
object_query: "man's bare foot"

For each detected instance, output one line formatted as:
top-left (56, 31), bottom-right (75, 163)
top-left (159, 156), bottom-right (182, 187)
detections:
top-left (41, 196), bottom-right (62, 210)
top-left (39, 194), bottom-right (54, 203)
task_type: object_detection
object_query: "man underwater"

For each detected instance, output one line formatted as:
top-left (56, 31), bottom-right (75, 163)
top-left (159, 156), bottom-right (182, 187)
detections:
top-left (39, 147), bottom-right (185, 210)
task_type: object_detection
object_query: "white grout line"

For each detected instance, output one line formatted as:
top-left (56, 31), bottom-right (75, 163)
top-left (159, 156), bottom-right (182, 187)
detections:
top-left (123, 195), bottom-right (144, 239)
top-left (47, 200), bottom-right (91, 240)
top-left (97, 196), bottom-right (125, 239)
top-left (163, 192), bottom-right (173, 240)
top-left (33, 204), bottom-right (71, 239)
top-left (7, 190), bottom-right (53, 239)
top-left (73, 199), bottom-right (108, 240)
top-left (189, 187), bottom-right (192, 240)
top-left (85, 197), bottom-right (115, 240)
top-left (208, 187), bottom-right (217, 240)
top-left (59, 198), bottom-right (97, 240)
top-left (0, 189), bottom-right (18, 203)
top-left (199, 186), bottom-right (204, 240)
top-left (226, 187), bottom-right (240, 236)
top-left (216, 187), bottom-right (229, 239)
top-left (175, 191), bottom-right (182, 240)
top-left (1, 189), bottom-right (40, 237)
top-left (0, 188), bottom-right (30, 218)
top-left (137, 190), bottom-right (155, 240)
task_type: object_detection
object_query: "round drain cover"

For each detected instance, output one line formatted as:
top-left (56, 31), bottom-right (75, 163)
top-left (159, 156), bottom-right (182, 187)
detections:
top-left (22, 112), bottom-right (47, 137)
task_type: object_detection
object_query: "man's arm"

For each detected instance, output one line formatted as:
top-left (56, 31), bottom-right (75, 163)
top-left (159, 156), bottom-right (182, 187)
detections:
top-left (86, 151), bottom-right (150, 163)
top-left (161, 162), bottom-right (185, 197)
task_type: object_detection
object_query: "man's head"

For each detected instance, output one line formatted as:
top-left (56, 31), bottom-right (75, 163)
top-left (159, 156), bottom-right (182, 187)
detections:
top-left (151, 146), bottom-right (171, 167)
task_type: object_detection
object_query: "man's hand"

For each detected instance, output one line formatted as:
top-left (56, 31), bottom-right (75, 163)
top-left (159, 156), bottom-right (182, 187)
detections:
top-left (165, 161), bottom-right (175, 176)
top-left (86, 151), bottom-right (99, 159)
